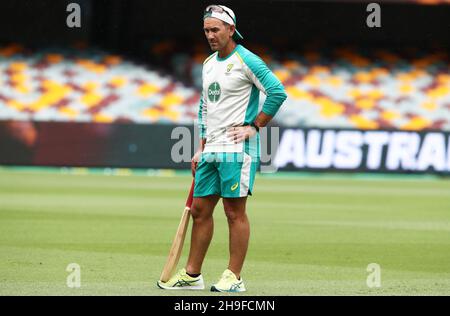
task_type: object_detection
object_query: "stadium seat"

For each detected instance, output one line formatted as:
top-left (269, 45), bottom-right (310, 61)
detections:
top-left (1, 42), bottom-right (449, 131)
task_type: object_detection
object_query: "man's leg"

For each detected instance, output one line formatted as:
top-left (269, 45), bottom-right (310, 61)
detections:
top-left (222, 197), bottom-right (249, 279)
top-left (185, 195), bottom-right (220, 275)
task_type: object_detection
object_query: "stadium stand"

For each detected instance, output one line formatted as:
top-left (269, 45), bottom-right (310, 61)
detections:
top-left (0, 43), bottom-right (199, 124)
top-left (151, 41), bottom-right (450, 131)
top-left (274, 47), bottom-right (450, 131)
top-left (1, 42), bottom-right (449, 131)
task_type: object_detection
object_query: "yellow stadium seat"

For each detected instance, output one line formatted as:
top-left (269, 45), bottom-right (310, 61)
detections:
top-left (402, 117), bottom-right (431, 130)
top-left (137, 84), bottom-right (159, 96)
top-left (350, 115), bottom-right (379, 130)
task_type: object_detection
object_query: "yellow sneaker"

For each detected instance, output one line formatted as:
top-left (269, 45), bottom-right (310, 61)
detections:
top-left (157, 268), bottom-right (205, 290)
top-left (210, 269), bottom-right (246, 292)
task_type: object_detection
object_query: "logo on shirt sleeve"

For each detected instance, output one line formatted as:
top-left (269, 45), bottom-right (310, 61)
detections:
top-left (208, 82), bottom-right (221, 103)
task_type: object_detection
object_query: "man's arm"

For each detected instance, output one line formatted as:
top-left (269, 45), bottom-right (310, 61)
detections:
top-left (197, 138), bottom-right (206, 152)
top-left (198, 91), bottom-right (207, 140)
top-left (253, 111), bottom-right (273, 129)
top-left (191, 138), bottom-right (205, 176)
top-left (192, 90), bottom-right (207, 175)
top-left (228, 111), bottom-right (273, 144)
top-left (227, 51), bottom-right (287, 143)
top-left (243, 52), bottom-right (287, 126)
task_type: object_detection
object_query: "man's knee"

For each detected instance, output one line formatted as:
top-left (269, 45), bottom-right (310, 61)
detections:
top-left (190, 202), bottom-right (213, 221)
top-left (223, 206), bottom-right (246, 225)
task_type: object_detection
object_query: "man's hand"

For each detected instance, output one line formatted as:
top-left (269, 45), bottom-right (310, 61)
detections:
top-left (191, 149), bottom-right (202, 176)
top-left (227, 126), bottom-right (257, 144)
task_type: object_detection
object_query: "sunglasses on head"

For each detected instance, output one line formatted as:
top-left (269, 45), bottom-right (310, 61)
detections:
top-left (204, 5), bottom-right (235, 23)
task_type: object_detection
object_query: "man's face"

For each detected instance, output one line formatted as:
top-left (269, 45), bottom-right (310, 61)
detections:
top-left (203, 18), bottom-right (234, 51)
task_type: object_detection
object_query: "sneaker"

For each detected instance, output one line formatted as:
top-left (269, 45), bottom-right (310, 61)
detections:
top-left (157, 268), bottom-right (205, 290)
top-left (210, 269), bottom-right (246, 292)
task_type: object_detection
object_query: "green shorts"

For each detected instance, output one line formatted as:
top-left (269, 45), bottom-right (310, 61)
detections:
top-left (194, 152), bottom-right (259, 198)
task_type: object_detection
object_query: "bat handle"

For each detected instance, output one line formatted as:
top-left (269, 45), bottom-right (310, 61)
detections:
top-left (185, 179), bottom-right (195, 209)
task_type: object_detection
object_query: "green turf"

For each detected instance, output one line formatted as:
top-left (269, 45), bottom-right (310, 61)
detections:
top-left (0, 169), bottom-right (449, 296)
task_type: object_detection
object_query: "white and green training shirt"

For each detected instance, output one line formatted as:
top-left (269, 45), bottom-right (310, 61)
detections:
top-left (198, 44), bottom-right (287, 159)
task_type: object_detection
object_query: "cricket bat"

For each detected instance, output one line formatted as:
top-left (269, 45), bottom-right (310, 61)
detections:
top-left (159, 179), bottom-right (195, 282)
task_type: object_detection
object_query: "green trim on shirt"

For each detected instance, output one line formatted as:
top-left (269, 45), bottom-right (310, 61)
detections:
top-left (198, 92), bottom-right (206, 138)
top-left (203, 52), bottom-right (217, 65)
top-left (236, 45), bottom-right (287, 117)
top-left (244, 84), bottom-right (260, 125)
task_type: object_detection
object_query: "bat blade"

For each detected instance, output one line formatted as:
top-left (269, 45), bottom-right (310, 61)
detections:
top-left (159, 180), bottom-right (195, 283)
top-left (159, 207), bottom-right (191, 282)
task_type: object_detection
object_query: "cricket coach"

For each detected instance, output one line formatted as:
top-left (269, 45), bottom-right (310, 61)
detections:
top-left (158, 4), bottom-right (287, 292)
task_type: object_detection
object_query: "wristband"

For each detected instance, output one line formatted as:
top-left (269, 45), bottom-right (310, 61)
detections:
top-left (250, 122), bottom-right (260, 132)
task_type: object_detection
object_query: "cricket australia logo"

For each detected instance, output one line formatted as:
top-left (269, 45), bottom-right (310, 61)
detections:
top-left (208, 82), bottom-right (221, 103)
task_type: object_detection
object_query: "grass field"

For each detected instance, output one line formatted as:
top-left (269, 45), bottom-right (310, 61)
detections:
top-left (0, 168), bottom-right (449, 296)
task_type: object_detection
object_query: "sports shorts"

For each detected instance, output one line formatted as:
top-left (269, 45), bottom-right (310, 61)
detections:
top-left (193, 152), bottom-right (259, 198)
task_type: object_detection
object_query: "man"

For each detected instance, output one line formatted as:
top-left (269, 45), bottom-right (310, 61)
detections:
top-left (157, 4), bottom-right (287, 292)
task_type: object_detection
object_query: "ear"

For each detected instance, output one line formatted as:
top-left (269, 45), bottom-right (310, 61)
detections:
top-left (229, 24), bottom-right (236, 38)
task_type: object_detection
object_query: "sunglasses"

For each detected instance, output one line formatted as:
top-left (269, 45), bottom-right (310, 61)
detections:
top-left (204, 5), bottom-right (235, 23)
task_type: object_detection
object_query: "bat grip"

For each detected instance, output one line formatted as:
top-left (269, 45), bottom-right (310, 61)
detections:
top-left (185, 179), bottom-right (195, 209)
